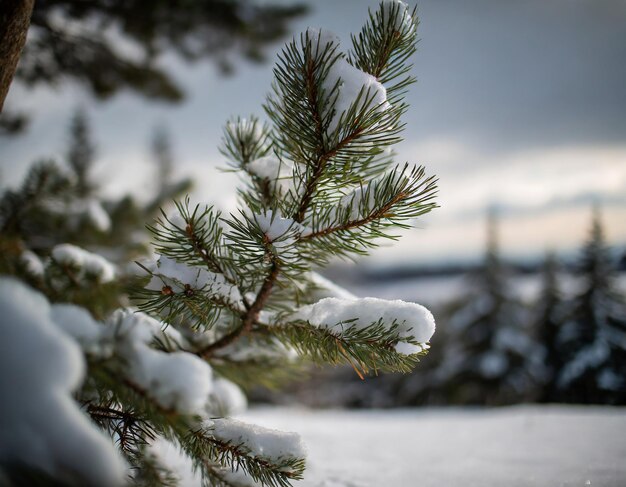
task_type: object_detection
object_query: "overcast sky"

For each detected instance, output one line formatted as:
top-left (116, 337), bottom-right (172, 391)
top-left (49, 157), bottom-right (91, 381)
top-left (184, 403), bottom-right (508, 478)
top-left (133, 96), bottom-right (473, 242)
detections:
top-left (2, 0), bottom-right (625, 266)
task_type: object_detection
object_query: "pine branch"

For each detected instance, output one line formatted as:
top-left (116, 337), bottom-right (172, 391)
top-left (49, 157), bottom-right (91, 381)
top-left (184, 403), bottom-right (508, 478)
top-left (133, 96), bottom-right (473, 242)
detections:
top-left (270, 319), bottom-right (427, 377)
top-left (147, 198), bottom-right (233, 279)
top-left (301, 164), bottom-right (437, 241)
top-left (199, 261), bottom-right (280, 357)
top-left (211, 354), bottom-right (306, 391)
top-left (349, 2), bottom-right (418, 97)
top-left (124, 4), bottom-right (440, 483)
top-left (134, 282), bottom-right (239, 331)
top-left (0, 160), bottom-right (71, 234)
top-left (220, 116), bottom-right (273, 168)
top-left (86, 403), bottom-right (158, 459)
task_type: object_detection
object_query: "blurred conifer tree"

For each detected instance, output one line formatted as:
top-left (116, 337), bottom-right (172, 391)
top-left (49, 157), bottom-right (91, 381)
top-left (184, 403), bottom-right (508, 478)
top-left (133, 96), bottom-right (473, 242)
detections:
top-left (557, 209), bottom-right (626, 404)
top-left (533, 252), bottom-right (566, 403)
top-left (435, 212), bottom-right (542, 405)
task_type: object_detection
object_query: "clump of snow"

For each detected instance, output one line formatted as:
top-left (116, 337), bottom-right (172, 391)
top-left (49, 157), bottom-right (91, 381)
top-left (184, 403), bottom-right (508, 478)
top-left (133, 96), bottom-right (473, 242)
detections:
top-left (148, 436), bottom-right (259, 487)
top-left (329, 181), bottom-right (379, 224)
top-left (218, 468), bottom-right (260, 487)
top-left (20, 249), bottom-right (45, 277)
top-left (110, 309), bottom-right (187, 349)
top-left (209, 378), bottom-right (248, 416)
top-left (380, 0), bottom-right (414, 33)
top-left (132, 349), bottom-right (213, 414)
top-left (247, 155), bottom-right (282, 180)
top-left (558, 340), bottom-right (610, 388)
top-left (51, 243), bottom-right (116, 283)
top-left (325, 59), bottom-right (389, 134)
top-left (305, 27), bottom-right (340, 58)
top-left (247, 155), bottom-right (296, 196)
top-left (145, 255), bottom-right (210, 291)
top-left (44, 198), bottom-right (112, 233)
top-left (306, 27), bottom-right (391, 134)
top-left (206, 418), bottom-right (306, 465)
top-left (147, 437), bottom-right (201, 486)
top-left (0, 277), bottom-right (127, 486)
top-left (327, 166), bottom-right (419, 226)
top-left (291, 297), bottom-right (435, 355)
top-left (110, 309), bottom-right (214, 414)
top-left (50, 304), bottom-right (111, 357)
top-left (254, 210), bottom-right (306, 242)
top-left (86, 199), bottom-right (112, 232)
top-left (145, 256), bottom-right (242, 304)
top-left (220, 336), bottom-right (299, 363)
top-left (253, 210), bottom-right (308, 262)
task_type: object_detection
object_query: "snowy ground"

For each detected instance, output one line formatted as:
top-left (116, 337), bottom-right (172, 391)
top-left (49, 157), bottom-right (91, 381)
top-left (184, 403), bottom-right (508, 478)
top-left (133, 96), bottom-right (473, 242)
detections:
top-left (242, 405), bottom-right (626, 487)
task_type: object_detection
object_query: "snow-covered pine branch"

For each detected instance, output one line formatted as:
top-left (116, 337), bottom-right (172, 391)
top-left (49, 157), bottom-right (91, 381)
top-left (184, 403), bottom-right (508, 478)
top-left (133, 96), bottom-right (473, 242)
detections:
top-left (271, 297), bottom-right (435, 377)
top-left (189, 418), bottom-right (306, 487)
top-left (128, 1), bottom-right (437, 484)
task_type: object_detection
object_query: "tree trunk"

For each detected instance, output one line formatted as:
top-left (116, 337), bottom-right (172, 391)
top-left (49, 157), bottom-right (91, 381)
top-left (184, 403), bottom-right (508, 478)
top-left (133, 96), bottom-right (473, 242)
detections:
top-left (0, 0), bottom-right (34, 112)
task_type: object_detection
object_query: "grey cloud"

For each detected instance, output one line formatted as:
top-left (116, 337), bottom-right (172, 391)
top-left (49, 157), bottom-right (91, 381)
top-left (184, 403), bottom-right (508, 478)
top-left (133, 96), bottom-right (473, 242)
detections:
top-left (408, 0), bottom-right (626, 153)
top-left (451, 187), bottom-right (626, 223)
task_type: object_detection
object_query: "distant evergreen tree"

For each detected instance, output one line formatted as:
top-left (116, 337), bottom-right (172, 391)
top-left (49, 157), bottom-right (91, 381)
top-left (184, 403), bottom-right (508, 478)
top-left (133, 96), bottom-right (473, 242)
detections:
top-left (145, 125), bottom-right (192, 216)
top-left (557, 209), bottom-right (626, 404)
top-left (67, 108), bottom-right (96, 197)
top-left (618, 248), bottom-right (626, 272)
top-left (436, 212), bottom-right (540, 405)
top-left (151, 125), bottom-right (173, 195)
top-left (534, 252), bottom-right (565, 402)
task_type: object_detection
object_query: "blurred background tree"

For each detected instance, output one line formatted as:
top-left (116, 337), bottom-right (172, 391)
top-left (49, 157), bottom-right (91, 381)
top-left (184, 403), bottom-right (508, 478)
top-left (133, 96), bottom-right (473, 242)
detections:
top-left (432, 212), bottom-right (541, 405)
top-left (0, 107), bottom-right (191, 305)
top-left (1, 0), bottom-right (307, 133)
top-left (533, 252), bottom-right (566, 403)
top-left (557, 210), bottom-right (626, 404)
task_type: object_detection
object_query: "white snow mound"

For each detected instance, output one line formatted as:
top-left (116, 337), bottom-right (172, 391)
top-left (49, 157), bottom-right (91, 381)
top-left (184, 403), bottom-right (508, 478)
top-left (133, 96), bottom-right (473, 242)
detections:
top-left (0, 278), bottom-right (127, 486)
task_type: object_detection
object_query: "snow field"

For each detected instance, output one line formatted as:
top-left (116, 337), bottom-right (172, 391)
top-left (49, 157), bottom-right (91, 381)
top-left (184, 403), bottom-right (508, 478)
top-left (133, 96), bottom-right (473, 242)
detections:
top-left (243, 405), bottom-right (626, 487)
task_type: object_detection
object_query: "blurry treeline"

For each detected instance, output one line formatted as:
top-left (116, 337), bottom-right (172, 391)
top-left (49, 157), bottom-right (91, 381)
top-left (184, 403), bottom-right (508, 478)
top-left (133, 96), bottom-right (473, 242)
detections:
top-left (259, 211), bottom-right (626, 407)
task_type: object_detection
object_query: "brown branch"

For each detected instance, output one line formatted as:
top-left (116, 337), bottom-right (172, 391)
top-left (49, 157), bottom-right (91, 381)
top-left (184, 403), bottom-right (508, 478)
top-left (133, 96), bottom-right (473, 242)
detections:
top-left (294, 47), bottom-right (377, 223)
top-left (199, 261), bottom-right (280, 358)
top-left (186, 224), bottom-right (225, 276)
top-left (293, 127), bottom-right (365, 223)
top-left (183, 220), bottom-right (248, 308)
top-left (293, 54), bottom-right (327, 222)
top-left (299, 190), bottom-right (407, 241)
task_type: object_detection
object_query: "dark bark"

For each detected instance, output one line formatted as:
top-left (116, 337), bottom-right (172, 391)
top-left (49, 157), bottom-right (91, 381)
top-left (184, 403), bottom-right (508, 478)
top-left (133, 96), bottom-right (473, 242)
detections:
top-left (0, 0), bottom-right (34, 112)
